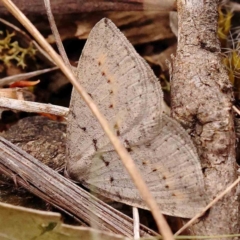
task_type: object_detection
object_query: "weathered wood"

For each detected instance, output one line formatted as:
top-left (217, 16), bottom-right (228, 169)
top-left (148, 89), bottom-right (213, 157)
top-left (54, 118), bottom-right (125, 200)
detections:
top-left (0, 0), bottom-right (175, 15)
top-left (171, 0), bottom-right (239, 237)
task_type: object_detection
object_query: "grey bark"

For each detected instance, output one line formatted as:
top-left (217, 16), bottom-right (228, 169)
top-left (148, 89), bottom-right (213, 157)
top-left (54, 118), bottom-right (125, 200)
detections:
top-left (171, 0), bottom-right (239, 238)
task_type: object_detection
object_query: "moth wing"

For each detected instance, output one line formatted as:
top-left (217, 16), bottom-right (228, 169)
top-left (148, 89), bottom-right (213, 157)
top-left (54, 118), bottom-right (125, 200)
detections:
top-left (67, 18), bottom-right (163, 176)
top-left (80, 114), bottom-right (207, 218)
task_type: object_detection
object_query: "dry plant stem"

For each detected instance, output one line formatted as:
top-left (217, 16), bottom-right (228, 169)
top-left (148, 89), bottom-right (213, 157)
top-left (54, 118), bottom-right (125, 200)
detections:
top-left (175, 176), bottom-right (240, 236)
top-left (233, 105), bottom-right (240, 115)
top-left (0, 0), bottom-right (176, 15)
top-left (0, 136), bottom-right (158, 238)
top-left (0, 97), bottom-right (68, 117)
top-left (133, 207), bottom-right (140, 239)
top-left (0, 67), bottom-right (58, 86)
top-left (0, 1), bottom-right (173, 239)
top-left (43, 0), bottom-right (71, 70)
top-left (229, 2), bottom-right (240, 11)
top-left (171, 0), bottom-right (239, 237)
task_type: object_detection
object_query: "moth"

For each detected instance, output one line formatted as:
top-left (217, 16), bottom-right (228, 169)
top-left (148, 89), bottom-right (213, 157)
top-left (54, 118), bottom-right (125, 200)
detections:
top-left (66, 18), bottom-right (207, 218)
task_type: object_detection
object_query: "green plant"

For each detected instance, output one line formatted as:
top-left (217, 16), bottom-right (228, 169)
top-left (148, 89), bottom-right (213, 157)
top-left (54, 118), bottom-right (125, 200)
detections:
top-left (0, 30), bottom-right (37, 69)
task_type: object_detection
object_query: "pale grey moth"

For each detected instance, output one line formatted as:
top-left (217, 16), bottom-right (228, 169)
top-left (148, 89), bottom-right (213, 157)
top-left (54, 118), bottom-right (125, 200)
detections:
top-left (66, 18), bottom-right (207, 218)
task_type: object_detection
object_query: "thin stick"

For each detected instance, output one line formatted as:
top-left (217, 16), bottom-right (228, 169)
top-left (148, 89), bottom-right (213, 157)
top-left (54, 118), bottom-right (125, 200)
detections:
top-left (43, 0), bottom-right (71, 70)
top-left (1, 1), bottom-right (173, 239)
top-left (133, 207), bottom-right (140, 239)
top-left (233, 105), bottom-right (240, 115)
top-left (175, 176), bottom-right (240, 236)
top-left (0, 97), bottom-right (68, 117)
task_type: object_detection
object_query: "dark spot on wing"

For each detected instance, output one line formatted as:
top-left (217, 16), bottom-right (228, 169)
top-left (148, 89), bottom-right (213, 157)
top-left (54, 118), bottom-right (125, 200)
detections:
top-left (114, 124), bottom-right (120, 136)
top-left (126, 147), bottom-right (132, 152)
top-left (142, 161), bottom-right (146, 165)
top-left (88, 93), bottom-right (93, 99)
top-left (163, 176), bottom-right (166, 180)
top-left (109, 104), bottom-right (113, 108)
top-left (116, 191), bottom-right (122, 200)
top-left (80, 127), bottom-right (86, 132)
top-left (200, 41), bottom-right (206, 49)
top-left (71, 110), bottom-right (76, 119)
top-left (165, 185), bottom-right (169, 189)
top-left (109, 90), bottom-right (113, 94)
top-left (107, 79), bottom-right (111, 83)
top-left (110, 176), bottom-right (114, 183)
top-left (172, 193), bottom-right (176, 197)
top-left (101, 71), bottom-right (105, 76)
top-left (152, 169), bottom-right (157, 172)
top-left (124, 139), bottom-right (130, 146)
top-left (100, 155), bottom-right (109, 166)
top-left (93, 139), bottom-right (98, 151)
top-left (98, 61), bottom-right (101, 66)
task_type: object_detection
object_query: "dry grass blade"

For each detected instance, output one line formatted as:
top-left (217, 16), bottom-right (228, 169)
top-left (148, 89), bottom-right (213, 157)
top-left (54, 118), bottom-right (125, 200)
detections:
top-left (1, 0), bottom-right (174, 239)
top-left (43, 0), bottom-right (71, 70)
top-left (175, 176), bottom-right (240, 236)
top-left (233, 105), bottom-right (240, 115)
top-left (133, 207), bottom-right (140, 239)
top-left (0, 67), bottom-right (58, 86)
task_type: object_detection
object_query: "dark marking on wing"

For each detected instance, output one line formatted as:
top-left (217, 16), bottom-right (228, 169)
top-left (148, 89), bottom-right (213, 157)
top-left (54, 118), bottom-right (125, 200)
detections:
top-left (114, 124), bottom-right (120, 136)
top-left (116, 191), bottom-right (122, 200)
top-left (100, 155), bottom-right (109, 166)
top-left (126, 147), bottom-right (132, 152)
top-left (71, 110), bottom-right (76, 119)
top-left (80, 127), bottom-right (87, 132)
top-left (93, 139), bottom-right (98, 151)
top-left (146, 143), bottom-right (151, 147)
top-left (88, 93), bottom-right (93, 99)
